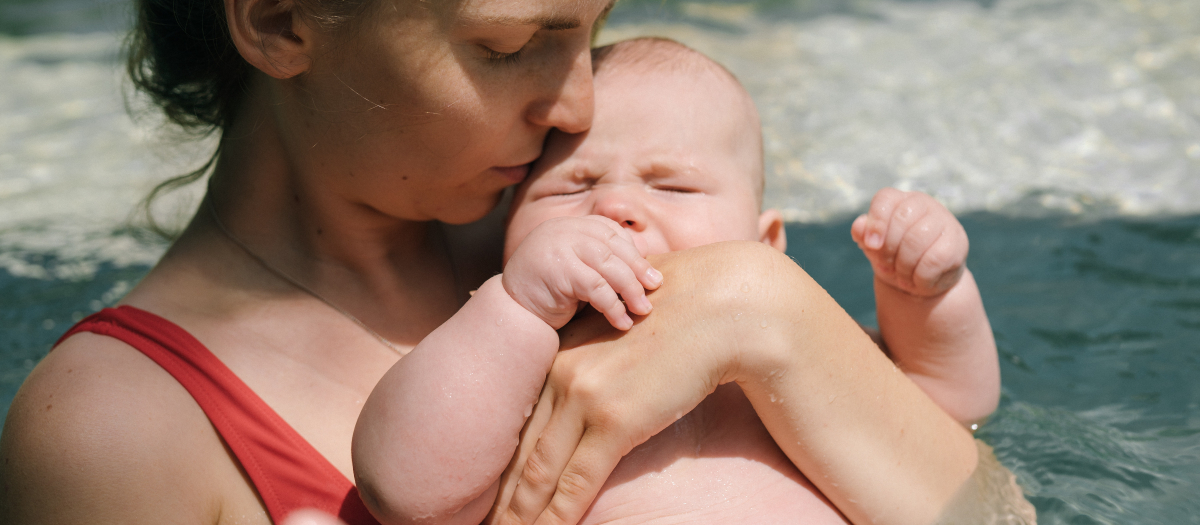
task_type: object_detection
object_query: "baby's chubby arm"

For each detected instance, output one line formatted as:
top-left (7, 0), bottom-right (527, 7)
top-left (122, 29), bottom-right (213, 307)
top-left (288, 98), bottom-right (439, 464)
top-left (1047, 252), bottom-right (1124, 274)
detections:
top-left (353, 216), bottom-right (661, 525)
top-left (851, 189), bottom-right (1000, 425)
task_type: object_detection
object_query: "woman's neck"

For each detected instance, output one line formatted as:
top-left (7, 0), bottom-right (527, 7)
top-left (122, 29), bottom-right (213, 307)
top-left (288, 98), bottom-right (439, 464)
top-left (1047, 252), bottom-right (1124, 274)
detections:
top-left (168, 82), bottom-right (464, 346)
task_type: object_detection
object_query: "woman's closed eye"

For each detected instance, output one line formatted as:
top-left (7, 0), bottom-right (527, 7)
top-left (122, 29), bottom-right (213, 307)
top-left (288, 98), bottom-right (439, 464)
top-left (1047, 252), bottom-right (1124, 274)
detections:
top-left (482, 46), bottom-right (525, 65)
top-left (472, 27), bottom-right (539, 66)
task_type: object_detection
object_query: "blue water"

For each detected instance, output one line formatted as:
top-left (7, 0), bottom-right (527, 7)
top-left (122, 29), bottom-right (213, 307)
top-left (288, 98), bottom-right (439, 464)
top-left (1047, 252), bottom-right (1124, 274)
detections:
top-left (2, 0), bottom-right (1199, 522)
top-left (791, 214), bottom-right (1200, 523)
top-left (4, 215), bottom-right (1197, 522)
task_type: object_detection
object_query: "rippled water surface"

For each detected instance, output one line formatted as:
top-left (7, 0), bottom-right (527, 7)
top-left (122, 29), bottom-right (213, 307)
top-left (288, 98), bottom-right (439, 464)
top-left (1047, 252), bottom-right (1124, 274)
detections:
top-left (2, 0), bottom-right (1197, 523)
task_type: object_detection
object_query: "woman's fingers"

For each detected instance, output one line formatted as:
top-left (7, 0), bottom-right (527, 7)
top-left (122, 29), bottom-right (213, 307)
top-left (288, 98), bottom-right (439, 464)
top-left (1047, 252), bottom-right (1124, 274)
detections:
top-left (492, 385), bottom-right (556, 524)
top-left (500, 405), bottom-right (585, 524)
top-left (534, 430), bottom-right (626, 525)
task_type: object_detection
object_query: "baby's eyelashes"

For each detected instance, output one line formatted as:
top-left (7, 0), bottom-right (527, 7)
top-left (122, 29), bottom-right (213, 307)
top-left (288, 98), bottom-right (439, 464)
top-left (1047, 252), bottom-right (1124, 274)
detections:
top-left (650, 184), bottom-right (700, 194)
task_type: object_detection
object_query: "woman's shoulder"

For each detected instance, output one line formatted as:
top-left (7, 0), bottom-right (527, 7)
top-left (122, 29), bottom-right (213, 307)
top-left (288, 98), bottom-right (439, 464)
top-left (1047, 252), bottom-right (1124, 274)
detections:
top-left (0, 332), bottom-right (256, 523)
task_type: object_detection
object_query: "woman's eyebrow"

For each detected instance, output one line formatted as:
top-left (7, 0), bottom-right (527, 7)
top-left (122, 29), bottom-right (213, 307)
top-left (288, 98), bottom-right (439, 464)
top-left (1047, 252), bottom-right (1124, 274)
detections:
top-left (459, 14), bottom-right (580, 30)
top-left (459, 1), bottom-right (615, 31)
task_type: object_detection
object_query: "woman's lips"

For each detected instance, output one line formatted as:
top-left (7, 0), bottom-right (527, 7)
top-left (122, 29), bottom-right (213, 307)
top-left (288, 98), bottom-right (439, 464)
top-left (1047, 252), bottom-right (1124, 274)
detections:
top-left (493, 163), bottom-right (531, 185)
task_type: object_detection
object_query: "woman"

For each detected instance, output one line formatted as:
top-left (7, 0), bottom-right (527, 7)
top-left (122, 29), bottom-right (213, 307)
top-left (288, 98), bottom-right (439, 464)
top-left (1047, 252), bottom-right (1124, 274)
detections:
top-left (0, 0), bottom-right (980, 524)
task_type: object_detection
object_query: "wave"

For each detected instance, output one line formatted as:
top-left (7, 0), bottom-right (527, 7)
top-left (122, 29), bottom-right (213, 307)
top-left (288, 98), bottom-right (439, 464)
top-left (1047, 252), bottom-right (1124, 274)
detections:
top-left (1, 0), bottom-right (1198, 278)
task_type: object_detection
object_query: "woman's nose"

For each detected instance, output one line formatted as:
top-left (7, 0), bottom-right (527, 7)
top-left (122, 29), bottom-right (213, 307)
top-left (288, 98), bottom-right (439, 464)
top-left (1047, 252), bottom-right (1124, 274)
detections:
top-left (527, 47), bottom-right (594, 134)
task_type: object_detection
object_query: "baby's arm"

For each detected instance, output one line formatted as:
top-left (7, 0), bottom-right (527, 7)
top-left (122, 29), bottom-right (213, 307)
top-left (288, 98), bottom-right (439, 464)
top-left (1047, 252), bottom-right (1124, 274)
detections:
top-left (353, 216), bottom-right (661, 525)
top-left (851, 189), bottom-right (1000, 425)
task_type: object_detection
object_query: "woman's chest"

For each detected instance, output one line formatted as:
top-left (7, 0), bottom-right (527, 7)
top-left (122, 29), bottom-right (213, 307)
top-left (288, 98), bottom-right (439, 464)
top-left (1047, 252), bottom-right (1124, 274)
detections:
top-left (579, 385), bottom-right (850, 525)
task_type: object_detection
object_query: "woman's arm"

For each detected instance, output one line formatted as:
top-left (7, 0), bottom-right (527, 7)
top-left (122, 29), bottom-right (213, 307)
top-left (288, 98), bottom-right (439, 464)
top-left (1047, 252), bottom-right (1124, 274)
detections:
top-left (491, 241), bottom-right (979, 525)
top-left (355, 216), bottom-right (660, 525)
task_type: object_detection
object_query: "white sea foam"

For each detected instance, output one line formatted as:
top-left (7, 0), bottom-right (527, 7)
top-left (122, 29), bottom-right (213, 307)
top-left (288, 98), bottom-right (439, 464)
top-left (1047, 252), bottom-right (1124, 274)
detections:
top-left (1, 0), bottom-right (1198, 279)
top-left (601, 0), bottom-right (1200, 222)
top-left (0, 32), bottom-right (209, 278)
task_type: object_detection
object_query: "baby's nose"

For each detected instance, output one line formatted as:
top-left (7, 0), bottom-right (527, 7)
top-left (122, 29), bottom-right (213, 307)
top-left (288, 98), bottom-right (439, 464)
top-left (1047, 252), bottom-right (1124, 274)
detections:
top-left (592, 192), bottom-right (644, 232)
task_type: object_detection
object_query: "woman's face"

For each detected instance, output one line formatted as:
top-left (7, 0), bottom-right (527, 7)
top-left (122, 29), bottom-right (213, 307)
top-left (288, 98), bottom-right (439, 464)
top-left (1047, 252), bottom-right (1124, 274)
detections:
top-left (280, 0), bottom-right (612, 224)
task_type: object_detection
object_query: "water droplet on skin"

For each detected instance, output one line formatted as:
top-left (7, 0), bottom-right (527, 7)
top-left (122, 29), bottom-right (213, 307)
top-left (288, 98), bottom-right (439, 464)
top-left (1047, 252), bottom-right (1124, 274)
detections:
top-left (769, 394), bottom-right (777, 403)
top-left (496, 317), bottom-right (504, 326)
top-left (524, 404), bottom-right (533, 418)
top-left (759, 320), bottom-right (768, 328)
top-left (675, 412), bottom-right (683, 420)
top-left (740, 282), bottom-right (751, 293)
top-left (733, 312), bottom-right (742, 321)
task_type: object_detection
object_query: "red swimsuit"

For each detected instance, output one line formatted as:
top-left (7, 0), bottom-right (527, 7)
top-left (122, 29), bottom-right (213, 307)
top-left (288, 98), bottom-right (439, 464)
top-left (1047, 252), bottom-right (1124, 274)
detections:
top-left (58, 306), bottom-right (381, 525)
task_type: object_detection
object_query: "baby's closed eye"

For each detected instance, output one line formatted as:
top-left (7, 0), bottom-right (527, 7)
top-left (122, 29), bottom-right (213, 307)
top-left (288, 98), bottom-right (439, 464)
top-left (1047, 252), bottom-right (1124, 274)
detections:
top-left (650, 184), bottom-right (701, 195)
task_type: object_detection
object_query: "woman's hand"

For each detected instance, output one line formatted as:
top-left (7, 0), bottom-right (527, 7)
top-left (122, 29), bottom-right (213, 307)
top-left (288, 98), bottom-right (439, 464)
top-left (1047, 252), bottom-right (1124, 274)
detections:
top-left (489, 305), bottom-right (727, 525)
top-left (488, 241), bottom-right (980, 525)
top-left (489, 241), bottom-right (796, 525)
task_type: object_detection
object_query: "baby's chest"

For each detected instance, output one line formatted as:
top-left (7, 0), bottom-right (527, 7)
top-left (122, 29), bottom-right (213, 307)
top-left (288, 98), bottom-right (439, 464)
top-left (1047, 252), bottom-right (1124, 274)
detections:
top-left (578, 385), bottom-right (850, 524)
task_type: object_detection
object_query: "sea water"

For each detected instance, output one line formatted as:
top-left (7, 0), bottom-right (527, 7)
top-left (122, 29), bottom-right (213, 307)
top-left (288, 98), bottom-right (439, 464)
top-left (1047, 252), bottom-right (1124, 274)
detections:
top-left (1, 0), bottom-right (1197, 522)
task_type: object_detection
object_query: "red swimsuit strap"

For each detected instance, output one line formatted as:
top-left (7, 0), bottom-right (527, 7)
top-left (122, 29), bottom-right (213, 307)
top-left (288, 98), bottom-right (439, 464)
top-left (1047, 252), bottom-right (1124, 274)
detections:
top-left (58, 306), bottom-right (380, 525)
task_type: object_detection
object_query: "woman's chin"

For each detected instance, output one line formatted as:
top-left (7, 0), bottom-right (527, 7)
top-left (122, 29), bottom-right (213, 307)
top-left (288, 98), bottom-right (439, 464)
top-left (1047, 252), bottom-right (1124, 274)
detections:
top-left (433, 192), bottom-right (508, 226)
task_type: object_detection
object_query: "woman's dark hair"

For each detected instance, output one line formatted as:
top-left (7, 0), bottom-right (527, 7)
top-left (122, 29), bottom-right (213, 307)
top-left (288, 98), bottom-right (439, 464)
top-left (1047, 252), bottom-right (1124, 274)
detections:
top-left (126, 0), bottom-right (367, 237)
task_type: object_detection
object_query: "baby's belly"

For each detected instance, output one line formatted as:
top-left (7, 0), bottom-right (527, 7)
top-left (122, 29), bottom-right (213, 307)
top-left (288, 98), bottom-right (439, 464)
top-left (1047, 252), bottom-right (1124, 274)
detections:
top-left (579, 384), bottom-right (850, 525)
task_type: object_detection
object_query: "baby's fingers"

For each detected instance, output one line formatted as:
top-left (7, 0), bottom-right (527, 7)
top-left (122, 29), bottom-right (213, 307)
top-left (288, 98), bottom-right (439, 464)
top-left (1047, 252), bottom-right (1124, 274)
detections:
top-left (891, 213), bottom-right (946, 286)
top-left (911, 223), bottom-right (968, 294)
top-left (569, 265), bottom-right (633, 330)
top-left (857, 188), bottom-right (910, 251)
top-left (581, 216), bottom-right (661, 315)
top-left (584, 216), bottom-right (662, 291)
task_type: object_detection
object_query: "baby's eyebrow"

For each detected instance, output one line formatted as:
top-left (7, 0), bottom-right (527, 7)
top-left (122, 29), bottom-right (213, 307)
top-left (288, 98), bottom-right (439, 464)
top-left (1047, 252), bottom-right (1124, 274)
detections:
top-left (642, 158), bottom-right (704, 180)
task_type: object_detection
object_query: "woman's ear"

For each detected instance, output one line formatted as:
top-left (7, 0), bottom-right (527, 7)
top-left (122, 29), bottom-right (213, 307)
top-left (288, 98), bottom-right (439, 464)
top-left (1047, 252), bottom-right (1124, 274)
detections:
top-left (225, 0), bottom-right (314, 79)
top-left (757, 208), bottom-right (787, 253)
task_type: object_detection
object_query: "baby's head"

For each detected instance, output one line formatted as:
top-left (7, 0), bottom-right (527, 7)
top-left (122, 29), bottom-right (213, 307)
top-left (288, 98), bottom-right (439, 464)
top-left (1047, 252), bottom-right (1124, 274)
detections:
top-left (505, 37), bottom-right (785, 261)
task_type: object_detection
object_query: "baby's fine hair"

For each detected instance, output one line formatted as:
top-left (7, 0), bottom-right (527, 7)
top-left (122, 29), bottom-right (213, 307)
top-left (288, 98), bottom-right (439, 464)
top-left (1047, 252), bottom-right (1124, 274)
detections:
top-left (591, 37), bottom-right (740, 84)
top-left (589, 38), bottom-right (766, 206)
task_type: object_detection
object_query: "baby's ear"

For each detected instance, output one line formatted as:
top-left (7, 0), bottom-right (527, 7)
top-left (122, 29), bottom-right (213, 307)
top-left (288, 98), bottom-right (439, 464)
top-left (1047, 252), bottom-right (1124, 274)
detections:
top-left (757, 209), bottom-right (787, 253)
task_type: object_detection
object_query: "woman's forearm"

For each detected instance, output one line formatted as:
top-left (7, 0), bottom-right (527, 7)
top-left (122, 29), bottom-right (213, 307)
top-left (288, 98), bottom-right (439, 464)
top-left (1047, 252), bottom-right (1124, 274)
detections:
top-left (711, 243), bottom-right (979, 525)
top-left (488, 241), bottom-right (985, 525)
top-left (354, 276), bottom-right (559, 525)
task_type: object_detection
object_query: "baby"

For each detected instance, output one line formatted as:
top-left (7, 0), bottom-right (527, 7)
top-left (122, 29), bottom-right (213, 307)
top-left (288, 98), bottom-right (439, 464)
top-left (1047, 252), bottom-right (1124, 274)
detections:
top-left (353, 38), bottom-right (1000, 525)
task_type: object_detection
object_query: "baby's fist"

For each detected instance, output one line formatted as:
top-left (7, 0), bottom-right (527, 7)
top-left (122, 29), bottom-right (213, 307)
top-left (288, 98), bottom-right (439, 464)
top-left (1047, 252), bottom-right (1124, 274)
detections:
top-left (851, 189), bottom-right (968, 297)
top-left (503, 216), bottom-right (662, 331)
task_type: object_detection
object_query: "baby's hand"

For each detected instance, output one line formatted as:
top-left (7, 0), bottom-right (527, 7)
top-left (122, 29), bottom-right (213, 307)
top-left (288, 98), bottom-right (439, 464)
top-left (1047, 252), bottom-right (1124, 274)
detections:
top-left (851, 189), bottom-right (968, 297)
top-left (503, 216), bottom-right (663, 331)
